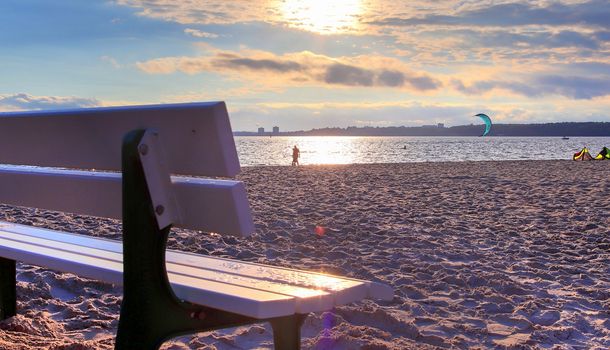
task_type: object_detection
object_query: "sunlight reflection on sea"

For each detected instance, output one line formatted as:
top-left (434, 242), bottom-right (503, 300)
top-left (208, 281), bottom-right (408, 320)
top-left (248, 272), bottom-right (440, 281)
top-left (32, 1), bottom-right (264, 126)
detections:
top-left (235, 136), bottom-right (610, 166)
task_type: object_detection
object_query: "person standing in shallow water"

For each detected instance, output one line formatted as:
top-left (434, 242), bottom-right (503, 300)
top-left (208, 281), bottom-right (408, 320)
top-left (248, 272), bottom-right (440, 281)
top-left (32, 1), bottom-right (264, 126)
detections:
top-left (292, 145), bottom-right (300, 166)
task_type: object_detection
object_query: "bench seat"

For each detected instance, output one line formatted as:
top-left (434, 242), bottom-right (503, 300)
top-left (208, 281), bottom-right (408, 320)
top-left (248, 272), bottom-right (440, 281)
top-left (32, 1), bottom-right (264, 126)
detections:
top-left (0, 221), bottom-right (392, 319)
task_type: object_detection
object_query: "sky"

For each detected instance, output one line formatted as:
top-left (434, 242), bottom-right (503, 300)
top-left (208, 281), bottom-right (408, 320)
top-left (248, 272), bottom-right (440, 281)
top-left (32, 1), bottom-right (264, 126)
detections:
top-left (1, 0), bottom-right (609, 131)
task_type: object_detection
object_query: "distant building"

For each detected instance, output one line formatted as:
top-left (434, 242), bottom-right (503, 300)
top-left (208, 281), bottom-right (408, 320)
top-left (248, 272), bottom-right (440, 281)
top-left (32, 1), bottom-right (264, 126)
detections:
top-left (438, 123), bottom-right (445, 128)
top-left (257, 127), bottom-right (265, 134)
top-left (272, 126), bottom-right (279, 134)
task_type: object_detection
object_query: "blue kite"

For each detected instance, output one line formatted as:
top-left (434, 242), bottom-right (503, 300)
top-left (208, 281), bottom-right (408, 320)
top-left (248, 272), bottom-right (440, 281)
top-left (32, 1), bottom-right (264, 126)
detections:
top-left (475, 113), bottom-right (492, 136)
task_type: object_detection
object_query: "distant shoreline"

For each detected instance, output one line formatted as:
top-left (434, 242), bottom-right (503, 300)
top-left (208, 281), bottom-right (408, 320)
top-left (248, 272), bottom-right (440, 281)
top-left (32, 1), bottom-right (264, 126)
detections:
top-left (235, 121), bottom-right (610, 137)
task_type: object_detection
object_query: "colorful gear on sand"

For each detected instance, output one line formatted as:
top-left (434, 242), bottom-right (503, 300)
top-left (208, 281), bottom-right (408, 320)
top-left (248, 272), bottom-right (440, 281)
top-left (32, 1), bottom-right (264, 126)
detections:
top-left (573, 147), bottom-right (593, 161)
top-left (594, 146), bottom-right (610, 160)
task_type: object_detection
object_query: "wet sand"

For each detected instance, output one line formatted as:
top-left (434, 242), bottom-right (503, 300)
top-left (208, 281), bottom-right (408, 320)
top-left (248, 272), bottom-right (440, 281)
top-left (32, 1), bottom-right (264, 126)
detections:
top-left (0, 160), bottom-right (608, 349)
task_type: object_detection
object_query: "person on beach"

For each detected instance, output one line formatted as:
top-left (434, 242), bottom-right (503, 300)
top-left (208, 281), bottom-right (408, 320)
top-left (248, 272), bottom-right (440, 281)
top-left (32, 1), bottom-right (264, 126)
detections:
top-left (292, 145), bottom-right (300, 166)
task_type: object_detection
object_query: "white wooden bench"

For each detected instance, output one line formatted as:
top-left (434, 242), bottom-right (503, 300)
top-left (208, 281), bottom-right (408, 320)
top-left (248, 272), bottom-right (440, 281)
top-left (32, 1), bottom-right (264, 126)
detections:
top-left (0, 102), bottom-right (392, 349)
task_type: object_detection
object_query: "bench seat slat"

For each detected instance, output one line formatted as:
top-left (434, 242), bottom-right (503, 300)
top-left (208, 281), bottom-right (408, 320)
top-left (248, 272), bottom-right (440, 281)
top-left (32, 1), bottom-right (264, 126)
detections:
top-left (0, 228), bottom-right (335, 313)
top-left (0, 234), bottom-right (125, 284)
top-left (10, 221), bottom-right (391, 301)
top-left (0, 165), bottom-right (254, 236)
top-left (0, 222), bottom-right (391, 317)
top-left (0, 222), bottom-right (371, 297)
top-left (0, 221), bottom-right (391, 302)
top-left (0, 229), bottom-right (294, 319)
top-left (170, 253), bottom-right (393, 304)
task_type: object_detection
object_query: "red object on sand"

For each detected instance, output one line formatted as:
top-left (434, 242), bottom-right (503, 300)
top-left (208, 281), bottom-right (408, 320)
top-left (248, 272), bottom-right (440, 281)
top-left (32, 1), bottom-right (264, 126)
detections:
top-left (315, 226), bottom-right (326, 237)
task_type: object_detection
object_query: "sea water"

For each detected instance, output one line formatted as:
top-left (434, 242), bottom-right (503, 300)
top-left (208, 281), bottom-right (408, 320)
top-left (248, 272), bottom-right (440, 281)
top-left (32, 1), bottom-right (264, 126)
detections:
top-left (235, 136), bottom-right (610, 166)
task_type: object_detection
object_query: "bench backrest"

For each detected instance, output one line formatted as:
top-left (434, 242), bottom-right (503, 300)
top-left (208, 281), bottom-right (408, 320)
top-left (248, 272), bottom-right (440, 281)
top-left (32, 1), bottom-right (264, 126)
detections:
top-left (0, 102), bottom-right (254, 236)
top-left (0, 102), bottom-right (239, 177)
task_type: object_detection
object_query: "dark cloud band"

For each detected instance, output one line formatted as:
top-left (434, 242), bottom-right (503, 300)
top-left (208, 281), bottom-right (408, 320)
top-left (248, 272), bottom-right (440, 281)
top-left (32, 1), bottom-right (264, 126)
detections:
top-left (208, 55), bottom-right (441, 90)
top-left (372, 1), bottom-right (610, 29)
top-left (454, 75), bottom-right (610, 99)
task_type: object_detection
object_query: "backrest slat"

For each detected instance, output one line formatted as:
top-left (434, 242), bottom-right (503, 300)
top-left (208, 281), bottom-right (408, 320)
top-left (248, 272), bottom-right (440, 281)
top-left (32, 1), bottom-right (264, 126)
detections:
top-left (0, 102), bottom-right (239, 177)
top-left (0, 166), bottom-right (254, 236)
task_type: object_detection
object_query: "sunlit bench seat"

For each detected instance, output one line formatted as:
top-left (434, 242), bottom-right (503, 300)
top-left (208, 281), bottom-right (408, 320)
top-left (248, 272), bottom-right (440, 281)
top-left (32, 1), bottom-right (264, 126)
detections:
top-left (0, 102), bottom-right (392, 349)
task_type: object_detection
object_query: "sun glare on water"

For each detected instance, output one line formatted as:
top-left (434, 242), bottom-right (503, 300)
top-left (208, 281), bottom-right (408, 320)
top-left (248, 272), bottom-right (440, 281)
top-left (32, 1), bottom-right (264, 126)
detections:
top-left (279, 0), bottom-right (364, 34)
top-left (298, 136), bottom-right (356, 164)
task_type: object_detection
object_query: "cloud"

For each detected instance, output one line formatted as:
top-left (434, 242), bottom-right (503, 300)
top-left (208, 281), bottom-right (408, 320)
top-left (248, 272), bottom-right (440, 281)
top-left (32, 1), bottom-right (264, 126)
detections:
top-left (137, 49), bottom-right (442, 91)
top-left (184, 28), bottom-right (219, 38)
top-left (115, 1), bottom-right (610, 66)
top-left (565, 62), bottom-right (610, 76)
top-left (116, 0), bottom-right (259, 25)
top-left (422, 28), bottom-right (602, 50)
top-left (116, 0), bottom-right (608, 108)
top-left (452, 79), bottom-right (543, 97)
top-left (596, 31), bottom-right (610, 41)
top-left (212, 53), bottom-right (303, 72)
top-left (454, 75), bottom-right (610, 99)
top-left (365, 1), bottom-right (610, 63)
top-left (116, 1), bottom-right (610, 31)
top-left (373, 1), bottom-right (610, 29)
top-left (324, 63), bottom-right (374, 86)
top-left (100, 55), bottom-right (121, 68)
top-left (535, 75), bottom-right (610, 99)
top-left (0, 93), bottom-right (100, 111)
top-left (377, 70), bottom-right (404, 87)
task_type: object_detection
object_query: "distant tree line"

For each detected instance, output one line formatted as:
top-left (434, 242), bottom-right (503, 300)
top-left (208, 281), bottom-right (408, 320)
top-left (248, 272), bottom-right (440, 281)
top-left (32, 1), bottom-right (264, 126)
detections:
top-left (234, 122), bottom-right (610, 137)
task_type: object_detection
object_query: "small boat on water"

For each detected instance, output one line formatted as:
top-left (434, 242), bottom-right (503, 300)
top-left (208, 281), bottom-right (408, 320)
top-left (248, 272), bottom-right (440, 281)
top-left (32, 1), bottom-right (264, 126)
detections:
top-left (561, 136), bottom-right (569, 140)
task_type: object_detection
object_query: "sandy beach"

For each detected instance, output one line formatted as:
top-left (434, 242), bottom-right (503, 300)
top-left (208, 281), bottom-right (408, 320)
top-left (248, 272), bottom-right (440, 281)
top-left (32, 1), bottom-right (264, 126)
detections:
top-left (0, 160), bottom-right (608, 349)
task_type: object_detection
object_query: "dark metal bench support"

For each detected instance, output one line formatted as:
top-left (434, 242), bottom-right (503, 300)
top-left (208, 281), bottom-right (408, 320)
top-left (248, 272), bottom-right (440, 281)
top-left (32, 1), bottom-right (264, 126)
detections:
top-left (116, 129), bottom-right (306, 349)
top-left (0, 257), bottom-right (16, 319)
top-left (270, 313), bottom-right (307, 350)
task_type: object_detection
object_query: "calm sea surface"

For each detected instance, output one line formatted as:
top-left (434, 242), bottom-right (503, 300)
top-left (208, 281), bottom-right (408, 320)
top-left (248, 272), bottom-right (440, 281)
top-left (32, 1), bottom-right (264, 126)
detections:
top-left (235, 136), bottom-right (610, 166)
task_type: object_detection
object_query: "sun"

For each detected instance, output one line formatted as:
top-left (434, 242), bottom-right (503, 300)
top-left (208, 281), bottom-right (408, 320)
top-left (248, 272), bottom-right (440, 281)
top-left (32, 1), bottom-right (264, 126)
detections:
top-left (279, 0), bottom-right (364, 34)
